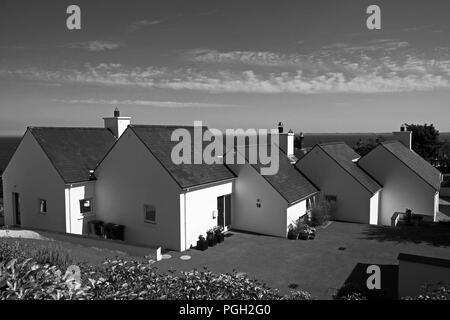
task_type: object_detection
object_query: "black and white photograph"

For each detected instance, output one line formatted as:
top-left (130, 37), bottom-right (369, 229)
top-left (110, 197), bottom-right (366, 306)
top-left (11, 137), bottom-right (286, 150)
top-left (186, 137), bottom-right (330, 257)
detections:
top-left (1, 0), bottom-right (450, 310)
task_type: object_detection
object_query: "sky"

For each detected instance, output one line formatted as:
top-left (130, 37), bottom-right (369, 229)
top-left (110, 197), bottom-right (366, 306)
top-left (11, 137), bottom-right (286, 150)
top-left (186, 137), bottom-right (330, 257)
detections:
top-left (1, 0), bottom-right (450, 135)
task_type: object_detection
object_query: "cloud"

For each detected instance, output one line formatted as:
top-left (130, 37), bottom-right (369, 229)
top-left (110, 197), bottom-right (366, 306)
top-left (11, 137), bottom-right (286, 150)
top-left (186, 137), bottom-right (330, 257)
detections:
top-left (3, 40), bottom-right (450, 94)
top-left (53, 98), bottom-right (240, 108)
top-left (129, 20), bottom-right (163, 32)
top-left (65, 41), bottom-right (123, 52)
top-left (128, 14), bottom-right (182, 32)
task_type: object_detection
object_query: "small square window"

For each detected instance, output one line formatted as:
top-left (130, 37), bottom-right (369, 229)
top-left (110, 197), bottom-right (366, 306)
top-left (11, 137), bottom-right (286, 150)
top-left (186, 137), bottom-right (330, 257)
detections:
top-left (144, 205), bottom-right (156, 223)
top-left (79, 199), bottom-right (92, 214)
top-left (325, 195), bottom-right (337, 202)
top-left (39, 199), bottom-right (47, 214)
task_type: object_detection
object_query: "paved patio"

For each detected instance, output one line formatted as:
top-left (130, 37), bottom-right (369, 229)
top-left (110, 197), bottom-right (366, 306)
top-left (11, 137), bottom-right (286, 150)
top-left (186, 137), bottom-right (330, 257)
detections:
top-left (154, 221), bottom-right (450, 299)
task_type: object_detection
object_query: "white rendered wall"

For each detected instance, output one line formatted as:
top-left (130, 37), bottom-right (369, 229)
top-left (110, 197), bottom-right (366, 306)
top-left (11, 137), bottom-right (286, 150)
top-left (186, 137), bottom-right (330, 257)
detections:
top-left (181, 182), bottom-right (233, 251)
top-left (286, 200), bottom-right (307, 228)
top-left (2, 130), bottom-right (66, 231)
top-left (359, 146), bottom-right (438, 225)
top-left (369, 191), bottom-right (380, 225)
top-left (65, 181), bottom-right (96, 235)
top-left (228, 164), bottom-right (289, 237)
top-left (95, 128), bottom-right (182, 250)
top-left (297, 147), bottom-right (374, 224)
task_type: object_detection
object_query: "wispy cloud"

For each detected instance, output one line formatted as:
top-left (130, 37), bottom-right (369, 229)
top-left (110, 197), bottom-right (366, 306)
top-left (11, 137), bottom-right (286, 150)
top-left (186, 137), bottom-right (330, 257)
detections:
top-left (3, 39), bottom-right (450, 94)
top-left (53, 98), bottom-right (240, 108)
top-left (65, 41), bottom-right (123, 52)
top-left (128, 14), bottom-right (182, 32)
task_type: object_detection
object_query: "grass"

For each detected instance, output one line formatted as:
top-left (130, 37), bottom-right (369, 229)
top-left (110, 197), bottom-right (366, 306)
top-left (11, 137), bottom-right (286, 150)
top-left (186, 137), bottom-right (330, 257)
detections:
top-left (0, 237), bottom-right (147, 269)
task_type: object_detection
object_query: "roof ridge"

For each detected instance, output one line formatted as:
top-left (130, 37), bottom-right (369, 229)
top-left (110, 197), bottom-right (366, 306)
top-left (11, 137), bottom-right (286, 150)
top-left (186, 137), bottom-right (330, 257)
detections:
top-left (28, 126), bottom-right (107, 130)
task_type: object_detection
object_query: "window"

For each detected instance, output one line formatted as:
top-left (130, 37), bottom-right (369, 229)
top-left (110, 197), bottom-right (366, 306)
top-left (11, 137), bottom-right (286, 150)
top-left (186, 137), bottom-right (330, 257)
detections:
top-left (79, 199), bottom-right (92, 214)
top-left (144, 205), bottom-right (156, 223)
top-left (325, 195), bottom-right (337, 202)
top-left (256, 199), bottom-right (262, 208)
top-left (39, 199), bottom-right (47, 214)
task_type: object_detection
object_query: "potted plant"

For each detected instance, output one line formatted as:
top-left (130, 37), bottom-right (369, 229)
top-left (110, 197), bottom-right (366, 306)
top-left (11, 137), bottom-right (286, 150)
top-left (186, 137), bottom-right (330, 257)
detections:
top-left (206, 229), bottom-right (217, 247)
top-left (287, 224), bottom-right (298, 240)
top-left (196, 235), bottom-right (208, 251)
top-left (297, 223), bottom-right (309, 240)
top-left (405, 208), bottom-right (412, 224)
top-left (214, 226), bottom-right (225, 243)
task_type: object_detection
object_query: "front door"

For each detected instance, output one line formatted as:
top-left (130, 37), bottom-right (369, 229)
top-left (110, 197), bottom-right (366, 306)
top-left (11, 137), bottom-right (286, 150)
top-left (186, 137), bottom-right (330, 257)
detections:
top-left (12, 192), bottom-right (21, 226)
top-left (217, 195), bottom-right (232, 229)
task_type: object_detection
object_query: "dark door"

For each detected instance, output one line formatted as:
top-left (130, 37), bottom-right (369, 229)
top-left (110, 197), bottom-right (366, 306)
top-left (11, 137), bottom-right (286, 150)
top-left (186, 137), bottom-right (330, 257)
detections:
top-left (217, 196), bottom-right (224, 226)
top-left (224, 194), bottom-right (232, 227)
top-left (217, 195), bottom-right (232, 228)
top-left (13, 192), bottom-right (21, 226)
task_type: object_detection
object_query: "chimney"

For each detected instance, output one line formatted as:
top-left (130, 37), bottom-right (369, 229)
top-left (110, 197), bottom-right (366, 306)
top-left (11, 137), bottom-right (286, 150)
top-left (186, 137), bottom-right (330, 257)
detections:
top-left (103, 107), bottom-right (131, 138)
top-left (276, 123), bottom-right (294, 157)
top-left (278, 122), bottom-right (284, 133)
top-left (393, 124), bottom-right (412, 150)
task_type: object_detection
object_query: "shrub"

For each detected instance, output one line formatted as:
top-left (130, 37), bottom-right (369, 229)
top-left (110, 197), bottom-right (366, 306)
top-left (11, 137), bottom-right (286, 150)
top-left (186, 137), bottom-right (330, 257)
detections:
top-left (0, 251), bottom-right (314, 300)
top-left (334, 283), bottom-right (367, 300)
top-left (309, 195), bottom-right (332, 227)
top-left (0, 258), bottom-right (90, 300)
top-left (402, 282), bottom-right (450, 300)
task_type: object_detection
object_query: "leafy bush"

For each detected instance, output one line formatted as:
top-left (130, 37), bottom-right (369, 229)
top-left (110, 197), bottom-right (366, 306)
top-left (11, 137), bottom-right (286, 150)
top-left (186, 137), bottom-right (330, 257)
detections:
top-left (402, 282), bottom-right (450, 300)
top-left (309, 196), bottom-right (332, 227)
top-left (334, 283), bottom-right (367, 300)
top-left (0, 259), bottom-right (89, 300)
top-left (0, 252), bottom-right (314, 300)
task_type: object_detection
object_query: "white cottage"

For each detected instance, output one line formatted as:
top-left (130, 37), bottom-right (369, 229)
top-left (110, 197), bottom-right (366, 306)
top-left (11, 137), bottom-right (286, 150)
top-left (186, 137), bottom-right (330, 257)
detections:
top-left (94, 124), bottom-right (236, 251)
top-left (2, 127), bottom-right (116, 233)
top-left (296, 142), bottom-right (382, 225)
top-left (359, 129), bottom-right (442, 225)
top-left (226, 142), bottom-right (318, 237)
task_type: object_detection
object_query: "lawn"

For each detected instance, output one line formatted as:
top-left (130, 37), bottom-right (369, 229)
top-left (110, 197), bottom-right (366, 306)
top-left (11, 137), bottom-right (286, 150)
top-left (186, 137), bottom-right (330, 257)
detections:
top-left (0, 236), bottom-right (148, 267)
top-left (154, 221), bottom-right (450, 299)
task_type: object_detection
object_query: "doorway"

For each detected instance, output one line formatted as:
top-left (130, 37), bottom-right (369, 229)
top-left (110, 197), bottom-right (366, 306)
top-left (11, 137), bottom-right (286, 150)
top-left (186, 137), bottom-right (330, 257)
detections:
top-left (12, 192), bottom-right (21, 226)
top-left (217, 194), bottom-right (232, 230)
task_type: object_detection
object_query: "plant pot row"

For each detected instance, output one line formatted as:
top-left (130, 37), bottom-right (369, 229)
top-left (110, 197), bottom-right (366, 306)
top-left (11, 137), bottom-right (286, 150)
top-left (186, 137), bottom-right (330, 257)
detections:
top-left (196, 227), bottom-right (225, 251)
top-left (287, 226), bottom-right (316, 240)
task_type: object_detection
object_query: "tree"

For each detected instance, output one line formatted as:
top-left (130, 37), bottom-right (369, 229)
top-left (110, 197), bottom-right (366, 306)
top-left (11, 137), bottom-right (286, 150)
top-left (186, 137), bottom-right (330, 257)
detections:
top-left (406, 124), bottom-right (440, 161)
top-left (353, 136), bottom-right (386, 156)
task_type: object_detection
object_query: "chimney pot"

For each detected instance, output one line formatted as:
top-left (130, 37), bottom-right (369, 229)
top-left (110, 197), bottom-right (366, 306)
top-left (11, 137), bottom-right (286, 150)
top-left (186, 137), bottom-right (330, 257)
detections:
top-left (114, 107), bottom-right (120, 117)
top-left (278, 122), bottom-right (284, 133)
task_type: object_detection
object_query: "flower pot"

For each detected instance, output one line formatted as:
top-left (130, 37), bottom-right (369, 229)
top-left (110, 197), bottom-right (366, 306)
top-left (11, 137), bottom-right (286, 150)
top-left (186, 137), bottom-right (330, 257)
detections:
top-left (196, 240), bottom-right (208, 251)
top-left (287, 231), bottom-right (298, 240)
top-left (207, 232), bottom-right (217, 247)
top-left (298, 233), bottom-right (309, 240)
top-left (215, 233), bottom-right (225, 243)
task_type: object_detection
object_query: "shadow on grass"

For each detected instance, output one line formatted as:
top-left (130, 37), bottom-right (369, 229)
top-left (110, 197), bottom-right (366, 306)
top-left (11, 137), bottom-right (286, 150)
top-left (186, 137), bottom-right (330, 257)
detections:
top-left (336, 263), bottom-right (398, 300)
top-left (360, 222), bottom-right (450, 247)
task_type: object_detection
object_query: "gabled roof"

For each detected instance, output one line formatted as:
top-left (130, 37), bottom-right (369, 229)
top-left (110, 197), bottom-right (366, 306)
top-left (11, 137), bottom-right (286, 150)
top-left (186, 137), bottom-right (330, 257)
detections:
top-left (231, 144), bottom-right (318, 204)
top-left (129, 125), bottom-right (236, 189)
top-left (316, 142), bottom-right (382, 194)
top-left (379, 141), bottom-right (442, 191)
top-left (29, 127), bottom-right (116, 184)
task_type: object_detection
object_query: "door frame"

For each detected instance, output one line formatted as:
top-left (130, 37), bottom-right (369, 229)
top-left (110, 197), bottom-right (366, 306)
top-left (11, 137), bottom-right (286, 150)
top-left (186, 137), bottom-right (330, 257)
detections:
top-left (217, 194), bottom-right (232, 231)
top-left (12, 192), bottom-right (21, 226)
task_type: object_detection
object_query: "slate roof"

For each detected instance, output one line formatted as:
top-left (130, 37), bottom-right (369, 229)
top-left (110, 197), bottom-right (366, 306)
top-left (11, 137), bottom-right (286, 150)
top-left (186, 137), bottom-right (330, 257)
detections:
top-left (130, 125), bottom-right (236, 189)
top-left (380, 141), bottom-right (442, 190)
top-left (232, 144), bottom-right (318, 204)
top-left (29, 127), bottom-right (116, 183)
top-left (317, 142), bottom-right (382, 194)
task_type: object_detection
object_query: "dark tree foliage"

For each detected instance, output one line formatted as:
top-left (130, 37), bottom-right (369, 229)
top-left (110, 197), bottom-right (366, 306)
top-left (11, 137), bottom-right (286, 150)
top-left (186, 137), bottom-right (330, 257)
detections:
top-left (406, 124), bottom-right (440, 161)
top-left (353, 136), bottom-right (386, 156)
top-left (294, 133), bottom-right (304, 149)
